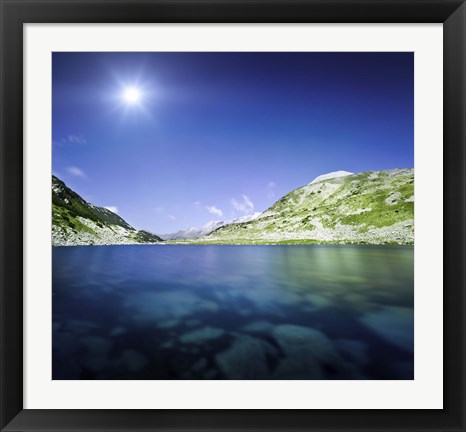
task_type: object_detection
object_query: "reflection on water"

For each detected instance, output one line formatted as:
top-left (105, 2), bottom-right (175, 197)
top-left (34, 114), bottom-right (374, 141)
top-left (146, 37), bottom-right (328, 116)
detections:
top-left (52, 245), bottom-right (414, 380)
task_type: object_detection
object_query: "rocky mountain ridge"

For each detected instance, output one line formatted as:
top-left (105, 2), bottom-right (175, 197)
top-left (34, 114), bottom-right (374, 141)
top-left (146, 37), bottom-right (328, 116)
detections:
top-left (185, 168), bottom-right (414, 245)
top-left (52, 176), bottom-right (162, 246)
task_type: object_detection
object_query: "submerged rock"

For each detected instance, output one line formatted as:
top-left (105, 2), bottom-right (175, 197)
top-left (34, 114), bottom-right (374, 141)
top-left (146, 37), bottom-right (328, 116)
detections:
top-left (203, 369), bottom-right (219, 379)
top-left (215, 336), bottom-right (273, 379)
top-left (160, 340), bottom-right (175, 349)
top-left (66, 320), bottom-right (98, 335)
top-left (82, 353), bottom-right (109, 373)
top-left (192, 357), bottom-right (208, 372)
top-left (128, 291), bottom-right (220, 324)
top-left (110, 326), bottom-right (127, 337)
top-left (241, 320), bottom-right (274, 334)
top-left (157, 319), bottom-right (180, 329)
top-left (113, 349), bottom-right (149, 372)
top-left (392, 361), bottom-right (414, 379)
top-left (186, 319), bottom-right (201, 327)
top-left (271, 324), bottom-right (349, 379)
top-left (81, 336), bottom-right (113, 353)
top-left (305, 293), bottom-right (332, 309)
top-left (272, 324), bottom-right (336, 360)
top-left (80, 336), bottom-right (114, 373)
top-left (360, 306), bottom-right (413, 352)
top-left (274, 355), bottom-right (324, 379)
top-left (179, 326), bottom-right (225, 344)
top-left (335, 339), bottom-right (369, 366)
top-left (54, 332), bottom-right (80, 355)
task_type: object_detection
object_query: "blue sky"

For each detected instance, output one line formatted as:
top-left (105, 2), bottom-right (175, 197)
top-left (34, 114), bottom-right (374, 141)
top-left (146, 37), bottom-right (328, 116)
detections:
top-left (52, 52), bottom-right (413, 233)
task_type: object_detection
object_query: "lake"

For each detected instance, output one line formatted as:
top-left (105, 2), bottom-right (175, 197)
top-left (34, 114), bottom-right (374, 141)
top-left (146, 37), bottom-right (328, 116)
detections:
top-left (52, 244), bottom-right (414, 380)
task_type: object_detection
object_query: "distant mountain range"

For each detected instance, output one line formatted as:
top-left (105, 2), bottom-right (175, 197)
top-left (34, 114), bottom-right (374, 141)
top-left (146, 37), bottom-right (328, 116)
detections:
top-left (52, 168), bottom-right (414, 246)
top-left (52, 176), bottom-right (162, 246)
top-left (161, 212), bottom-right (261, 240)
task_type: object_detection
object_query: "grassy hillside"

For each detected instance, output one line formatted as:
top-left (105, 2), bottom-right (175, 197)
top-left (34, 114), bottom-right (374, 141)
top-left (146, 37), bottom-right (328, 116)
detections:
top-left (185, 169), bottom-right (414, 245)
top-left (52, 176), bottom-right (162, 246)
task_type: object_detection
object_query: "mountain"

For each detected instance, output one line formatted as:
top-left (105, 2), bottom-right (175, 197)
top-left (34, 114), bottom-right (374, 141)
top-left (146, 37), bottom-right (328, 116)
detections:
top-left (161, 212), bottom-right (261, 240)
top-left (188, 169), bottom-right (414, 245)
top-left (52, 176), bottom-right (162, 246)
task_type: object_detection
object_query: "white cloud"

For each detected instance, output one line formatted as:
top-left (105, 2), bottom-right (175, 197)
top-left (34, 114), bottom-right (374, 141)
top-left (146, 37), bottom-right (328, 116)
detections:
top-left (68, 134), bottom-right (87, 144)
top-left (243, 195), bottom-right (254, 210)
top-left (154, 207), bottom-right (165, 213)
top-left (231, 194), bottom-right (255, 214)
top-left (193, 201), bottom-right (201, 209)
top-left (268, 181), bottom-right (276, 188)
top-left (206, 205), bottom-right (223, 217)
top-left (104, 206), bottom-right (119, 214)
top-left (54, 134), bottom-right (87, 147)
top-left (267, 181), bottom-right (277, 198)
top-left (168, 215), bottom-right (176, 220)
top-left (66, 166), bottom-right (86, 178)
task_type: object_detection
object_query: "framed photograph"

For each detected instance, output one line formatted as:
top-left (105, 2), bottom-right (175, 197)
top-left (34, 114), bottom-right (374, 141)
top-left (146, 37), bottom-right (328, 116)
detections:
top-left (1, 1), bottom-right (465, 431)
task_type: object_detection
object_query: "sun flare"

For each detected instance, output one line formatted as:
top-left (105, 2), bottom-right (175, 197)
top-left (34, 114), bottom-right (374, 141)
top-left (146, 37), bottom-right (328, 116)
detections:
top-left (122, 86), bottom-right (142, 104)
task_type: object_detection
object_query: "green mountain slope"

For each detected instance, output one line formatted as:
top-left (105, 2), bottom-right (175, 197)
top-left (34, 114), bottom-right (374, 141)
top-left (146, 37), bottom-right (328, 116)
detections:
top-left (193, 169), bottom-right (414, 245)
top-left (52, 176), bottom-right (162, 246)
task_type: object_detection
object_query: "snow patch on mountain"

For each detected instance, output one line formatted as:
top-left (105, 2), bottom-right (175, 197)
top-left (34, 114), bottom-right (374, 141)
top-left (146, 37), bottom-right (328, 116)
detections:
top-left (309, 171), bottom-right (353, 185)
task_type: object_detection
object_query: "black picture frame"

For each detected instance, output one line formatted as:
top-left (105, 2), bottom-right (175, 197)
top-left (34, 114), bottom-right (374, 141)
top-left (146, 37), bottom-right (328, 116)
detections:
top-left (1, 1), bottom-right (465, 431)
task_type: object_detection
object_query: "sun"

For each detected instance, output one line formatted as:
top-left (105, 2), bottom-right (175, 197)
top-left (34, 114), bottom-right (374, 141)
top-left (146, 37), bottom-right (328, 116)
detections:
top-left (122, 86), bottom-right (142, 104)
